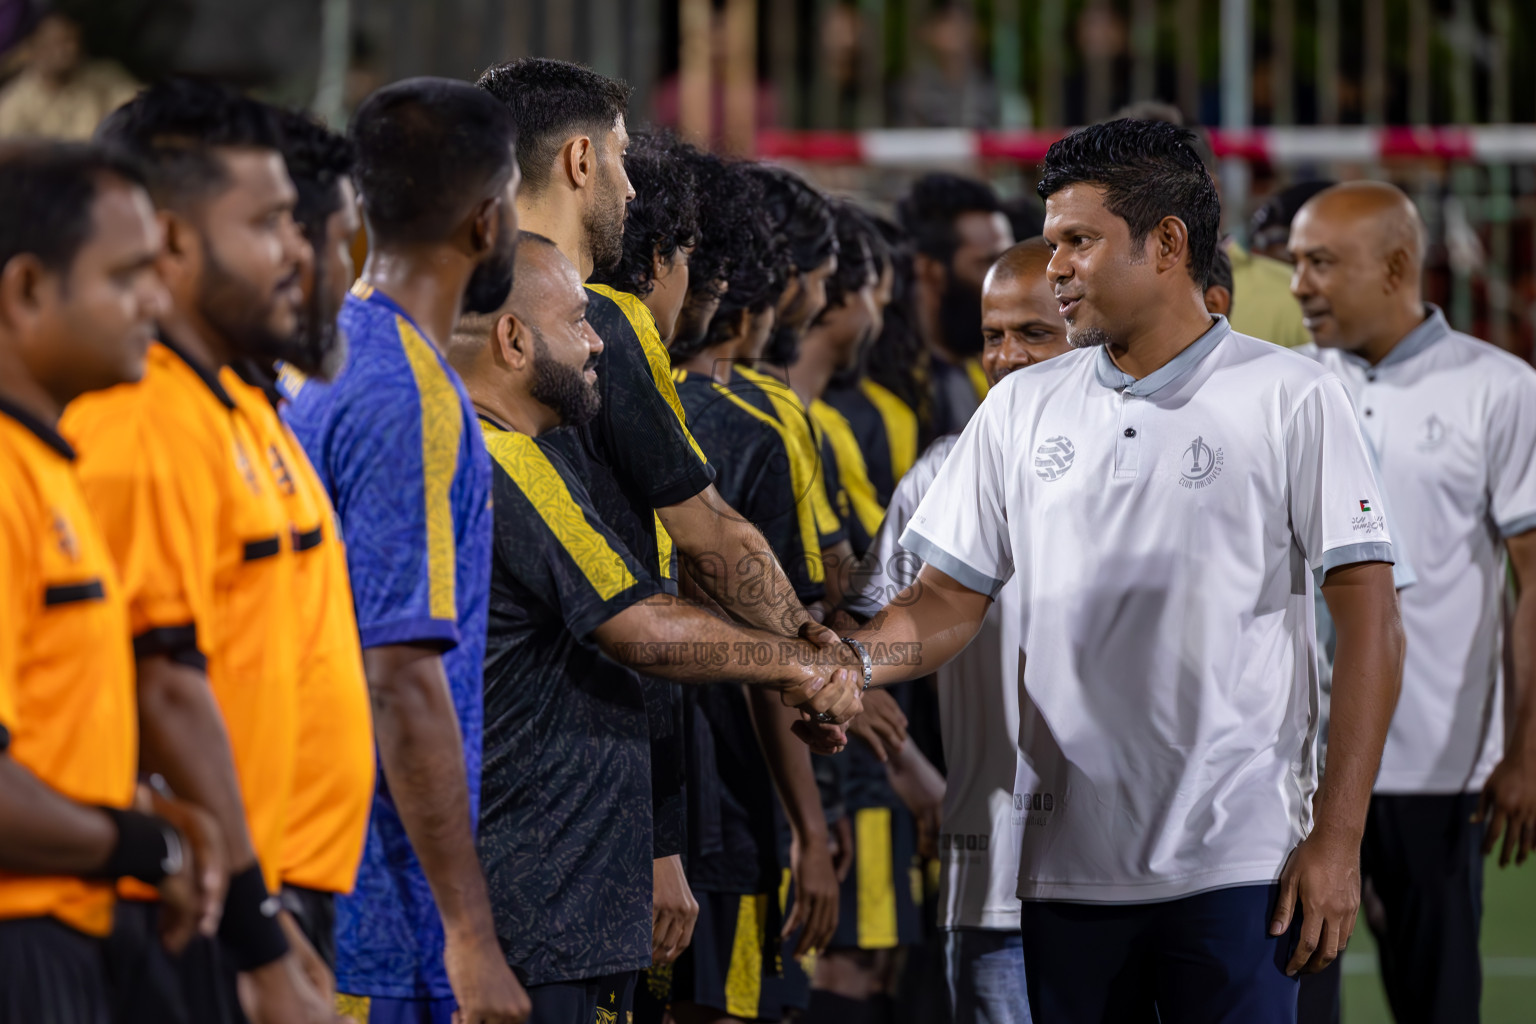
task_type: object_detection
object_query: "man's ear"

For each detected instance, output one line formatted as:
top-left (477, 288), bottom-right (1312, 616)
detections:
top-left (0, 254), bottom-right (50, 330)
top-left (1383, 246), bottom-right (1411, 293)
top-left (560, 135), bottom-right (595, 191)
top-left (157, 209), bottom-right (199, 289)
top-left (469, 195), bottom-right (501, 259)
top-left (497, 312), bottom-right (532, 370)
top-left (1153, 215), bottom-right (1189, 274)
top-left (914, 252), bottom-right (947, 291)
top-left (1203, 284), bottom-right (1233, 317)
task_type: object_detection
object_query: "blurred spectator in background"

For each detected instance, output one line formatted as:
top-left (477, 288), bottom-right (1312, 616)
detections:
top-left (1249, 180), bottom-right (1337, 262)
top-left (1115, 100), bottom-right (1309, 348)
top-left (1204, 245), bottom-right (1234, 318)
top-left (901, 4), bottom-right (998, 129)
top-left (0, 11), bottom-right (136, 140)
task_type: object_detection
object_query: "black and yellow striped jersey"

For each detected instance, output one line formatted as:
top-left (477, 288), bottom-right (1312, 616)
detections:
top-left (822, 379), bottom-right (919, 509)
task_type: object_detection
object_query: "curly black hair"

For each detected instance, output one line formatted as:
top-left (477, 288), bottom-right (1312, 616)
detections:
top-left (894, 172), bottom-right (1002, 267)
top-left (820, 200), bottom-right (880, 314)
top-left (587, 131), bottom-right (698, 298)
top-left (744, 164), bottom-right (837, 273)
top-left (274, 108), bottom-right (354, 246)
top-left (670, 161), bottom-right (790, 362)
top-left (1037, 118), bottom-right (1220, 288)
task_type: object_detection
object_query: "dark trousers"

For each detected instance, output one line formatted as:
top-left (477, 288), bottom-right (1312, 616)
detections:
top-left (0, 917), bottom-right (112, 1024)
top-left (526, 970), bottom-right (638, 1024)
top-left (1019, 883), bottom-right (1299, 1024)
top-left (282, 883), bottom-right (337, 971)
top-left (105, 900), bottom-right (246, 1024)
top-left (1360, 792), bottom-right (1485, 1024)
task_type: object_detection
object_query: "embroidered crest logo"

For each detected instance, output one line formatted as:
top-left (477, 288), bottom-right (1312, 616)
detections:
top-left (1418, 414), bottom-right (1448, 451)
top-left (1034, 435), bottom-right (1076, 481)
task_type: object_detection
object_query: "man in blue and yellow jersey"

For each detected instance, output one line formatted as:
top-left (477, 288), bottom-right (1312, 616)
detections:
top-left (282, 79), bottom-right (530, 1024)
top-left (895, 173), bottom-right (1014, 438)
top-left (233, 109), bottom-right (375, 971)
top-left (445, 234), bottom-right (862, 1024)
top-left (65, 81), bottom-right (337, 1024)
top-left (0, 141), bottom-right (217, 1024)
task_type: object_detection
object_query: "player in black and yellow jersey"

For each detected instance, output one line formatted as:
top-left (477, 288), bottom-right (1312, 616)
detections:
top-left (668, 159), bottom-right (881, 1024)
top-left (443, 234), bottom-right (862, 1024)
top-left (0, 143), bottom-right (220, 1023)
top-left (63, 82), bottom-right (337, 1024)
top-left (894, 174), bottom-right (1014, 439)
top-left (822, 216), bottom-right (919, 509)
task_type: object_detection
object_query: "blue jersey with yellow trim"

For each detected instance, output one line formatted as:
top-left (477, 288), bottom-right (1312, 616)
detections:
top-left (282, 284), bottom-right (492, 999)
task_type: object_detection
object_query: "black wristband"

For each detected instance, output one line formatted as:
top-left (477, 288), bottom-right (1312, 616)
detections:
top-left (219, 864), bottom-right (289, 970)
top-left (96, 806), bottom-right (181, 885)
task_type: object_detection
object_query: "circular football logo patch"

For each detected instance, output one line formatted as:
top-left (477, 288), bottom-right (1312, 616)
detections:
top-left (1034, 435), bottom-right (1076, 481)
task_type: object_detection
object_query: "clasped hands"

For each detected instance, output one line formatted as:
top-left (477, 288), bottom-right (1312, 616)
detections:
top-left (775, 620), bottom-right (864, 742)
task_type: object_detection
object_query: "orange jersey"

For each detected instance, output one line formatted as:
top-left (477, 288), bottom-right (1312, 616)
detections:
top-left (0, 399), bottom-right (137, 936)
top-left (223, 370), bottom-right (375, 895)
top-left (63, 341), bottom-right (298, 893)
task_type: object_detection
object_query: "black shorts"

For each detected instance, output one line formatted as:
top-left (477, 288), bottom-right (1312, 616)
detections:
top-left (105, 900), bottom-right (245, 1024)
top-left (665, 887), bottom-right (799, 1021)
top-left (281, 884), bottom-right (337, 971)
top-left (0, 916), bottom-right (112, 1024)
top-left (526, 970), bottom-right (637, 1024)
top-left (829, 805), bottom-right (924, 951)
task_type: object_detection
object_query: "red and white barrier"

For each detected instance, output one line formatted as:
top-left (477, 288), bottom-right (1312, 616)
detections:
top-left (756, 125), bottom-right (1536, 165)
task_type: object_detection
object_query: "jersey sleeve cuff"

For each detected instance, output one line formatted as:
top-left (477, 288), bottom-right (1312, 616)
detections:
top-left (646, 463), bottom-right (717, 510)
top-left (899, 528), bottom-right (1007, 598)
top-left (1498, 511), bottom-right (1536, 539)
top-left (569, 579), bottom-right (666, 643)
top-left (1313, 540), bottom-right (1396, 587)
top-left (359, 616), bottom-right (461, 651)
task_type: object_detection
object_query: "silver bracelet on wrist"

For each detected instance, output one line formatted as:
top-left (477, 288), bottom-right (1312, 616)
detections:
top-left (840, 636), bottom-right (872, 691)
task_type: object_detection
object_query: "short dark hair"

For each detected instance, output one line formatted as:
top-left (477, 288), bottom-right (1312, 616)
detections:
top-left (895, 172), bottom-right (1002, 265)
top-left (349, 77), bottom-right (518, 245)
top-left (861, 216), bottom-right (931, 436)
top-left (476, 57), bottom-right (631, 195)
top-left (1206, 244), bottom-right (1234, 308)
top-left (1249, 179), bottom-right (1336, 251)
top-left (275, 109), bottom-right (354, 243)
top-left (745, 164), bottom-right (837, 273)
top-left (1037, 118), bottom-right (1220, 289)
top-left (0, 142), bottom-right (147, 277)
top-left (95, 78), bottom-right (283, 211)
top-left (588, 131), bottom-right (698, 298)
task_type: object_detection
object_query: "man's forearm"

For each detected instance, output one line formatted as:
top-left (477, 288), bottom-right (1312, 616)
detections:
top-left (746, 688), bottom-right (828, 846)
top-left (137, 655), bottom-right (258, 869)
top-left (1505, 583), bottom-right (1536, 756)
top-left (1314, 564), bottom-right (1405, 840)
top-left (847, 565), bottom-right (992, 687)
top-left (0, 758), bottom-right (118, 874)
top-left (364, 648), bottom-right (495, 940)
top-left (670, 508), bottom-right (809, 637)
top-left (600, 595), bottom-right (822, 688)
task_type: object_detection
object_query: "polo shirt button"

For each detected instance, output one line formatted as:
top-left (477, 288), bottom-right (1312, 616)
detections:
top-left (1124, 428), bottom-right (1137, 437)
top-left (1364, 408), bottom-right (1374, 417)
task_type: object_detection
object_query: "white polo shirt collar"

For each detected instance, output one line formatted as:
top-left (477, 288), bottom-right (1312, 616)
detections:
top-left (1335, 305), bottom-right (1450, 374)
top-left (1093, 316), bottom-right (1231, 396)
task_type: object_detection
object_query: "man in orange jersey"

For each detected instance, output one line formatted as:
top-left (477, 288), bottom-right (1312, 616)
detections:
top-left (230, 109), bottom-right (375, 973)
top-left (0, 143), bottom-right (215, 1022)
top-left (64, 81), bottom-right (338, 1024)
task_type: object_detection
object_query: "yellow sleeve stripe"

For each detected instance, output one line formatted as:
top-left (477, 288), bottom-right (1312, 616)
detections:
top-left (586, 283), bottom-right (709, 467)
top-left (859, 380), bottom-right (918, 485)
top-left (480, 425), bottom-right (638, 601)
top-left (965, 357), bottom-right (991, 403)
top-left (349, 280), bottom-right (374, 301)
top-left (813, 401), bottom-right (886, 539)
top-left (395, 316), bottom-right (460, 621)
top-left (711, 385), bottom-right (824, 583)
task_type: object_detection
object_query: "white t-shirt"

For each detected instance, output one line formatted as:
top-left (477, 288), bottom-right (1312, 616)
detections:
top-left (902, 319), bottom-right (1393, 904)
top-left (850, 435), bottom-right (1026, 930)
top-left (1315, 307), bottom-right (1536, 794)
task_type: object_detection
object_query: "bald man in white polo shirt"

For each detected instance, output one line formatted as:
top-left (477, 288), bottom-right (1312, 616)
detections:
top-left (1290, 181), bottom-right (1536, 1024)
top-left (828, 119), bottom-right (1405, 1024)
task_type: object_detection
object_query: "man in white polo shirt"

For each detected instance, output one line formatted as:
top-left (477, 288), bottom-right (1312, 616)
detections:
top-left (833, 119), bottom-right (1405, 1023)
top-left (848, 237), bottom-right (1068, 1024)
top-left (1290, 181), bottom-right (1536, 1024)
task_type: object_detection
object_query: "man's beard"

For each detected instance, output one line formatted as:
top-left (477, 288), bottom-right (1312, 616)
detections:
top-left (1067, 324), bottom-right (1113, 350)
top-left (197, 242), bottom-right (299, 363)
top-left (937, 278), bottom-right (984, 357)
top-left (530, 328), bottom-right (601, 426)
top-left (462, 219), bottom-right (517, 315)
top-left (759, 322), bottom-right (800, 367)
top-left (585, 166), bottom-right (626, 275)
